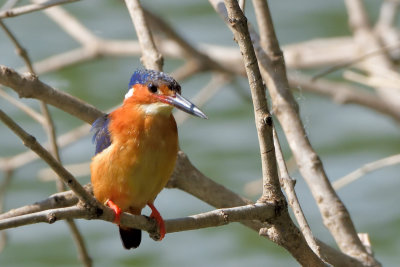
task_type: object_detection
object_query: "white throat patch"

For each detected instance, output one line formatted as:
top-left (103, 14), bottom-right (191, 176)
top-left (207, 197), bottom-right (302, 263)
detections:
top-left (139, 102), bottom-right (173, 116)
top-left (125, 88), bottom-right (134, 99)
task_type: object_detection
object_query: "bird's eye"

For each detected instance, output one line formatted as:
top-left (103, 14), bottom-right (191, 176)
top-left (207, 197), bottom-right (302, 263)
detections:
top-left (147, 83), bottom-right (158, 93)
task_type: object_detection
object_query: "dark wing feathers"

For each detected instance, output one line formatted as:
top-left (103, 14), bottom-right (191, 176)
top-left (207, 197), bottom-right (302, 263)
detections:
top-left (91, 115), bottom-right (111, 155)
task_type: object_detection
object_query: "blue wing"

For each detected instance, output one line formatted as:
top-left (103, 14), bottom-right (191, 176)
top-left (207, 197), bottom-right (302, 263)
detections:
top-left (91, 115), bottom-right (111, 155)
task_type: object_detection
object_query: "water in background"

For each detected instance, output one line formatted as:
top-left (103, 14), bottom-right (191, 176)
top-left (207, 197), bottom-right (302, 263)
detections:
top-left (0, 1), bottom-right (399, 266)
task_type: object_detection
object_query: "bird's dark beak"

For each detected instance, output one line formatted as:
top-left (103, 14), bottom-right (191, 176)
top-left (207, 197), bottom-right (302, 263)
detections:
top-left (160, 93), bottom-right (208, 119)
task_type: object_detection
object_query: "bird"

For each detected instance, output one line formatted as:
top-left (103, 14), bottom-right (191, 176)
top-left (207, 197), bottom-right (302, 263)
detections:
top-left (90, 69), bottom-right (207, 249)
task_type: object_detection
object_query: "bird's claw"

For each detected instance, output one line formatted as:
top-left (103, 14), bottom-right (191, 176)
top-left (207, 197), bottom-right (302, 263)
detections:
top-left (148, 202), bottom-right (166, 240)
top-left (106, 199), bottom-right (122, 224)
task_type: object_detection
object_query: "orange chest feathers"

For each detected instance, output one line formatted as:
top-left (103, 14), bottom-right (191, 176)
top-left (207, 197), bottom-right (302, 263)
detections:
top-left (90, 105), bottom-right (179, 212)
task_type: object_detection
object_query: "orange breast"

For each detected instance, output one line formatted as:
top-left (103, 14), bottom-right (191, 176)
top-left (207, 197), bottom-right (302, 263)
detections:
top-left (90, 105), bottom-right (178, 214)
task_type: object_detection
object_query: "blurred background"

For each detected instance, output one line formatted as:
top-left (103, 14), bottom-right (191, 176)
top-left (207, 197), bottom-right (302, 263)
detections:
top-left (0, 0), bottom-right (399, 266)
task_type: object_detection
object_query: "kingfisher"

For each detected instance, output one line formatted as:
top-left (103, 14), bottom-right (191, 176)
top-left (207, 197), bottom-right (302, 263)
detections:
top-left (90, 69), bottom-right (207, 249)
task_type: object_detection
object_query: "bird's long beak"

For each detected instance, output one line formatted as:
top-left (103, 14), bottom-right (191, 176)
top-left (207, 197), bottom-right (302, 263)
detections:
top-left (159, 93), bottom-right (208, 119)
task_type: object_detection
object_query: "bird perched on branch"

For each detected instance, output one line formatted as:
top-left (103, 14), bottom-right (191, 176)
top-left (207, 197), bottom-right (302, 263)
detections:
top-left (90, 69), bottom-right (207, 249)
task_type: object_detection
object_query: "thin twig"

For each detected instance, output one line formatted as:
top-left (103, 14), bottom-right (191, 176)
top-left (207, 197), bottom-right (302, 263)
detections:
top-left (0, 88), bottom-right (45, 124)
top-left (66, 220), bottom-right (92, 267)
top-left (40, 99), bottom-right (92, 267)
top-left (144, 8), bottom-right (229, 74)
top-left (124, 0), bottom-right (163, 70)
top-left (333, 154), bottom-right (400, 190)
top-left (174, 73), bottom-right (230, 125)
top-left (0, 109), bottom-right (98, 208)
top-left (1, 0), bottom-right (20, 11)
top-left (0, 185), bottom-right (90, 220)
top-left (311, 42), bottom-right (400, 80)
top-left (0, 123), bottom-right (90, 171)
top-left (273, 128), bottom-right (326, 262)
top-left (0, 169), bottom-right (13, 252)
top-left (30, 0), bottom-right (98, 45)
top-left (1, 19), bottom-right (92, 266)
top-left (38, 162), bottom-right (90, 181)
top-left (289, 72), bottom-right (400, 123)
top-left (0, 0), bottom-right (79, 19)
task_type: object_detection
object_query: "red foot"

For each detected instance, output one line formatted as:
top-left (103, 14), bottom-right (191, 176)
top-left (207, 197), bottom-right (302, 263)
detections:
top-left (148, 202), bottom-right (165, 240)
top-left (106, 200), bottom-right (122, 224)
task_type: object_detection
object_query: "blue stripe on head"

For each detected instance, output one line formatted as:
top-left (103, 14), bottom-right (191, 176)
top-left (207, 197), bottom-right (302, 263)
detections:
top-left (128, 69), bottom-right (178, 89)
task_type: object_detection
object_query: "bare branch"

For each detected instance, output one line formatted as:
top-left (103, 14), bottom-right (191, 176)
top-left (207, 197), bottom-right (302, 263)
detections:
top-left (0, 200), bottom-right (275, 235)
top-left (244, 1), bottom-right (379, 265)
top-left (67, 220), bottom-right (92, 267)
top-left (124, 0), bottom-right (163, 70)
top-left (0, 123), bottom-right (90, 171)
top-left (0, 109), bottom-right (99, 208)
top-left (31, 0), bottom-right (98, 45)
top-left (211, 1), bottom-right (325, 265)
top-left (333, 153), bottom-right (400, 190)
top-left (289, 72), bottom-right (400, 123)
top-left (0, 186), bottom-right (85, 220)
top-left (0, 206), bottom-right (90, 230)
top-left (166, 203), bottom-right (273, 233)
top-left (273, 128), bottom-right (325, 262)
top-left (174, 73), bottom-right (230, 125)
top-left (0, 88), bottom-right (45, 124)
top-left (0, 65), bottom-right (103, 124)
top-left (0, 169), bottom-right (13, 252)
top-left (0, 0), bottom-right (79, 19)
top-left (144, 8), bottom-right (229, 74)
top-left (223, 0), bottom-right (279, 203)
top-left (1, 0), bottom-right (20, 11)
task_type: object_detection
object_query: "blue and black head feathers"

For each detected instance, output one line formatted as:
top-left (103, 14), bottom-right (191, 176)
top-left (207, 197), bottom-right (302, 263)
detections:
top-left (92, 69), bottom-right (183, 155)
top-left (128, 69), bottom-right (181, 94)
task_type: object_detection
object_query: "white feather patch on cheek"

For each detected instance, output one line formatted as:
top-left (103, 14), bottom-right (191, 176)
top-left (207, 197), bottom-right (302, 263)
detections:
top-left (139, 102), bottom-right (173, 116)
top-left (125, 88), bottom-right (134, 99)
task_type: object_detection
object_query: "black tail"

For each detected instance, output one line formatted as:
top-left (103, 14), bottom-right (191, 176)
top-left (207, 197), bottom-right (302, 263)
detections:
top-left (119, 227), bottom-right (142, 249)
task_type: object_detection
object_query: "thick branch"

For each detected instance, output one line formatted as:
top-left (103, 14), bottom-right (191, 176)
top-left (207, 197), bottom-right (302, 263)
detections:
top-left (210, 1), bottom-right (324, 265)
top-left (223, 0), bottom-right (279, 203)
top-left (0, 65), bottom-right (102, 124)
top-left (248, 2), bottom-right (379, 265)
top-left (0, 202), bottom-right (275, 234)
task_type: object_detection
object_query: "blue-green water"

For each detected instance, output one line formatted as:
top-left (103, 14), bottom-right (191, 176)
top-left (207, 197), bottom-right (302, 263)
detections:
top-left (0, 1), bottom-right (399, 266)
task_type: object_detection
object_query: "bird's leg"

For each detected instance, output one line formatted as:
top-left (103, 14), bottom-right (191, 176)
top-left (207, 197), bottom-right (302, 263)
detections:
top-left (106, 199), bottom-right (122, 224)
top-left (147, 202), bottom-right (165, 240)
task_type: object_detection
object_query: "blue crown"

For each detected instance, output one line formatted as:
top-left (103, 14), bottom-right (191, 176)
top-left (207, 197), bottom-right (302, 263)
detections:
top-left (128, 69), bottom-right (176, 88)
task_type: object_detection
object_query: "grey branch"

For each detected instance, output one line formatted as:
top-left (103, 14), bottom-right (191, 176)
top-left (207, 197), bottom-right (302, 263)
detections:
top-left (0, 65), bottom-right (103, 124)
top-left (124, 0), bottom-right (163, 71)
top-left (0, 0), bottom-right (79, 19)
top-left (0, 109), bottom-right (99, 208)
